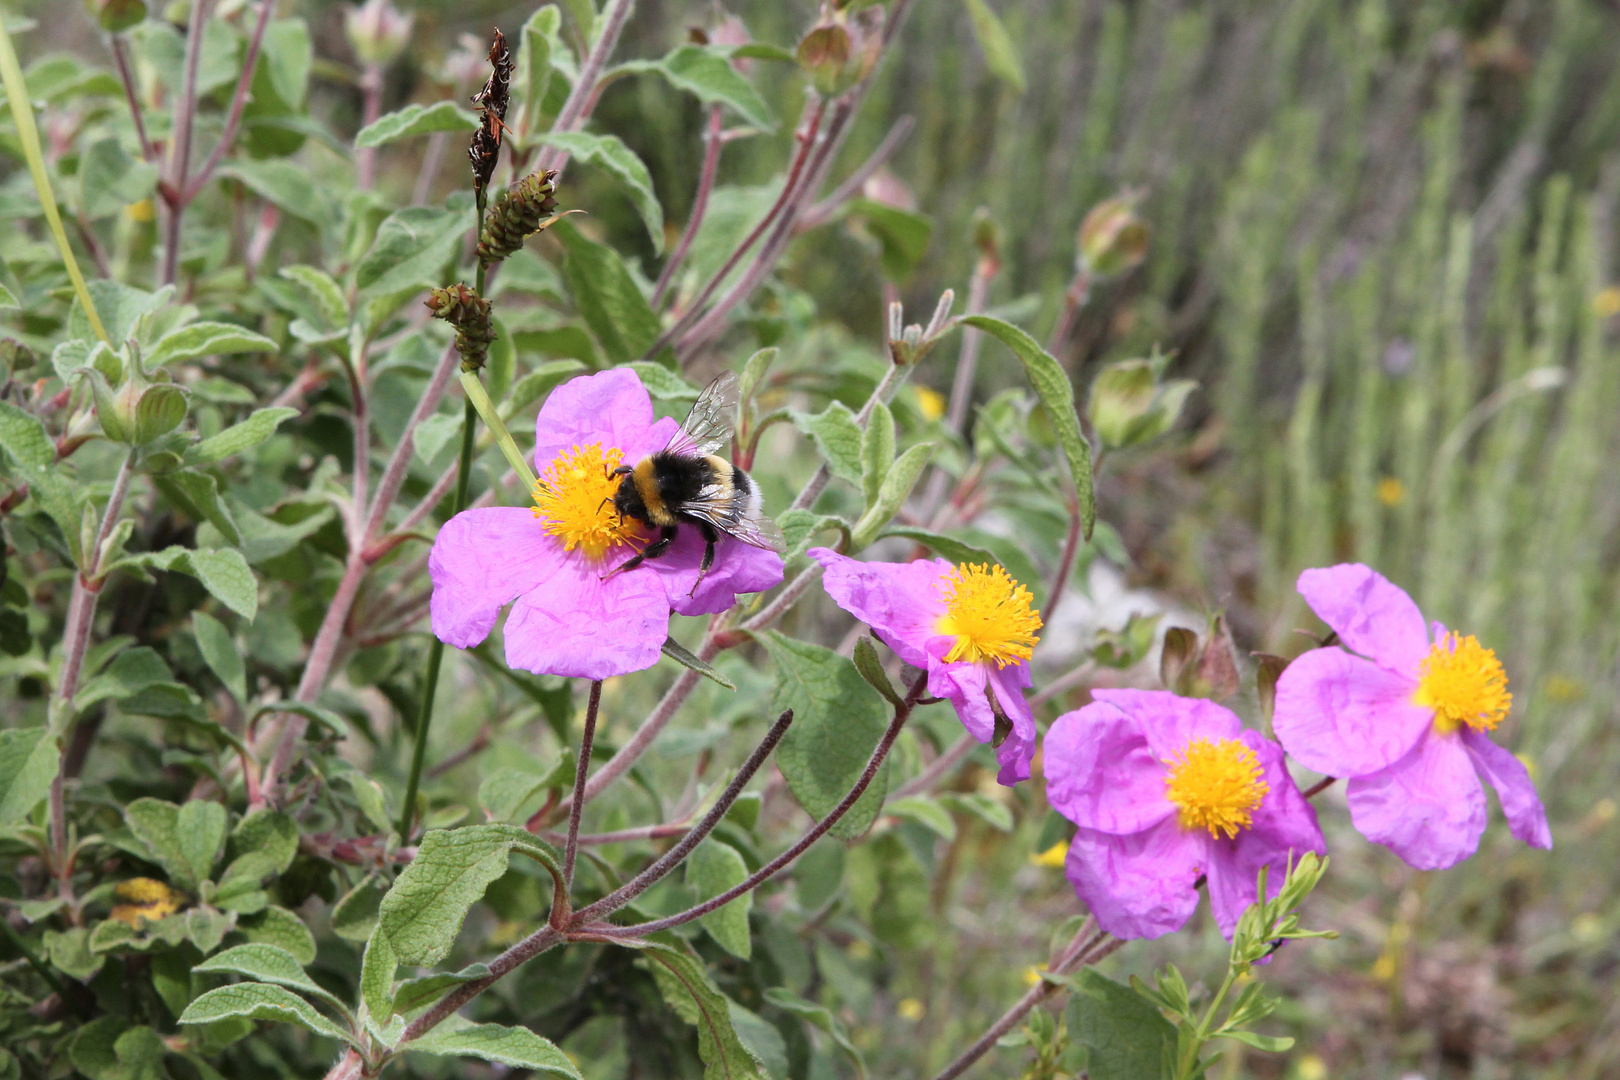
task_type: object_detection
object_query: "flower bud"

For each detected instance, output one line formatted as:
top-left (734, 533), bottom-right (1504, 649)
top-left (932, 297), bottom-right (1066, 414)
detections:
top-left (1087, 356), bottom-right (1194, 450)
top-left (1077, 195), bottom-right (1149, 278)
top-left (77, 346), bottom-right (190, 447)
top-left (426, 283), bottom-right (495, 372)
top-left (796, 7), bottom-right (883, 97)
top-left (441, 33), bottom-right (489, 89)
top-left (344, 0), bottom-right (414, 68)
top-left (85, 0), bottom-right (146, 33)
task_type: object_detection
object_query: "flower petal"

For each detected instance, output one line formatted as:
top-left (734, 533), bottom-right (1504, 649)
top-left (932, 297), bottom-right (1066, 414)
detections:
top-left (1064, 819), bottom-right (1203, 941)
top-left (1273, 647), bottom-right (1431, 777)
top-left (1044, 700), bottom-right (1176, 835)
top-left (659, 531), bottom-right (785, 617)
top-left (1204, 732), bottom-right (1327, 939)
top-left (928, 659), bottom-right (994, 743)
top-left (1346, 730), bottom-right (1486, 870)
top-left (809, 549), bottom-right (950, 669)
top-left (1297, 563), bottom-right (1431, 674)
top-left (1089, 689), bottom-right (1244, 761)
top-left (502, 550), bottom-right (669, 679)
top-left (534, 368), bottom-right (661, 462)
top-left (988, 663), bottom-right (1038, 786)
top-left (1461, 730), bottom-right (1552, 850)
top-left (429, 507), bottom-right (560, 649)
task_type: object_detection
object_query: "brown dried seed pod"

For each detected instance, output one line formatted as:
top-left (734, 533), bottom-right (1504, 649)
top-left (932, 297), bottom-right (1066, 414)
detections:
top-left (425, 283), bottom-right (496, 372)
top-left (476, 170), bottom-right (561, 264)
top-left (467, 28), bottom-right (512, 196)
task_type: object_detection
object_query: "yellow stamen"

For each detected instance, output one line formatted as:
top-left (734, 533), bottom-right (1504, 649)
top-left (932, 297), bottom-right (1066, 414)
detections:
top-left (530, 443), bottom-right (641, 561)
top-left (1414, 632), bottom-right (1511, 734)
top-left (1163, 737), bottom-right (1268, 840)
top-left (935, 562), bottom-right (1042, 668)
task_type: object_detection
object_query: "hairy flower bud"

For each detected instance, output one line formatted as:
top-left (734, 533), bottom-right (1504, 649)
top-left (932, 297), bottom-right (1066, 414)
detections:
top-left (797, 7), bottom-right (883, 97)
top-left (426, 284), bottom-right (495, 373)
top-left (79, 351), bottom-right (190, 447)
top-left (1088, 353), bottom-right (1194, 450)
top-left (344, 0), bottom-right (414, 68)
top-left (1077, 195), bottom-right (1149, 278)
top-left (477, 170), bottom-right (561, 264)
top-left (85, 0), bottom-right (146, 33)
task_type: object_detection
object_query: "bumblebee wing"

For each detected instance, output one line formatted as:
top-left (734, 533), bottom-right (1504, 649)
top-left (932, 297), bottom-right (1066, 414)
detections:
top-left (664, 372), bottom-right (740, 458)
top-left (681, 489), bottom-right (787, 553)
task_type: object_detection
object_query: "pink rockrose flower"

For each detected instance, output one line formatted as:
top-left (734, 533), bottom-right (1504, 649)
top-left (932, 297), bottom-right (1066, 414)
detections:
top-left (806, 549), bottom-right (1042, 785)
top-left (1044, 690), bottom-right (1325, 941)
top-left (429, 369), bottom-right (783, 679)
top-left (1272, 563), bottom-right (1551, 870)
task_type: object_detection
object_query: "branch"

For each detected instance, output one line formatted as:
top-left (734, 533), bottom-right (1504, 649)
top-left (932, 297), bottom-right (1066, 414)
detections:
top-left (534, 0), bottom-right (635, 176)
top-left (652, 105), bottom-right (723, 308)
top-left (160, 0), bottom-right (213, 285)
top-left (108, 35), bottom-right (157, 164)
top-left (184, 0), bottom-right (274, 201)
top-left (362, 341), bottom-right (460, 545)
top-left (562, 680), bottom-right (603, 891)
top-left (795, 114), bottom-right (915, 231)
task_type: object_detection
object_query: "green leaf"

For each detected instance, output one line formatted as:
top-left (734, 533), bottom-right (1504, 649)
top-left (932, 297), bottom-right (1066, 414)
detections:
top-left (45, 926), bottom-right (102, 981)
top-left (355, 101), bottom-right (478, 148)
top-left (330, 876), bottom-right (384, 943)
top-left (851, 200), bottom-right (934, 281)
top-left (250, 701), bottom-right (350, 741)
top-left (155, 470), bottom-right (241, 546)
top-left (961, 315), bottom-right (1094, 538)
top-left (618, 45), bottom-right (774, 131)
top-left (355, 199), bottom-right (470, 299)
top-left (687, 840), bottom-right (752, 959)
top-left (238, 906), bottom-right (317, 964)
top-left (939, 792), bottom-right (1014, 832)
top-left (515, 6), bottom-right (561, 123)
top-left (191, 611), bottom-right (246, 705)
top-left (195, 944), bottom-right (348, 1012)
top-left (78, 137), bottom-right (159, 219)
top-left (219, 161), bottom-right (332, 227)
top-left (0, 727), bottom-right (56, 825)
top-left (503, 359), bottom-right (586, 414)
top-left (860, 400), bottom-right (895, 508)
top-left (114, 546), bottom-right (258, 620)
top-left (962, 0), bottom-right (1027, 93)
top-left (662, 636), bottom-right (736, 690)
top-left (557, 221), bottom-right (662, 363)
top-left (850, 442), bottom-right (933, 549)
top-left (70, 1020), bottom-right (166, 1080)
top-left (1063, 969), bottom-right (1178, 1080)
top-left (759, 632), bottom-right (889, 840)
top-left (278, 266), bottom-right (348, 332)
top-left (538, 131), bottom-right (663, 253)
top-left (1219, 1029), bottom-right (1294, 1053)
top-left (885, 795), bottom-right (956, 841)
top-left (477, 768), bottom-right (551, 822)
top-left (406, 1017), bottom-right (580, 1078)
top-left (391, 964), bottom-right (491, 1017)
top-left (0, 401), bottom-right (53, 467)
top-left (0, 282), bottom-right (15, 309)
top-left (761, 987), bottom-right (867, 1080)
top-left (186, 908), bottom-right (232, 954)
top-left (187, 407), bottom-right (298, 465)
top-left (632, 941), bottom-right (766, 1080)
top-left (146, 322), bottom-right (278, 368)
top-left (629, 361), bottom-right (699, 401)
top-left (179, 982), bottom-right (355, 1046)
top-left (125, 797), bottom-right (193, 885)
top-left (792, 402), bottom-right (863, 486)
top-left (73, 647), bottom-right (172, 711)
top-left (850, 636), bottom-right (902, 707)
top-left (872, 527), bottom-right (997, 566)
top-left (177, 799), bottom-right (227, 887)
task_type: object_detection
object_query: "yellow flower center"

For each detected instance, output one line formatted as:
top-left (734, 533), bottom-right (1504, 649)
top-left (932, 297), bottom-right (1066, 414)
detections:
top-left (530, 443), bottom-right (641, 561)
top-left (935, 562), bottom-right (1042, 668)
top-left (1163, 737), bottom-right (1268, 839)
top-left (1413, 632), bottom-right (1511, 734)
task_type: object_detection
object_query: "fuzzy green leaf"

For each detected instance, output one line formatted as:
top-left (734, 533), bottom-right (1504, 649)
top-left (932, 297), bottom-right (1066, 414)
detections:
top-left (354, 101), bottom-right (477, 148)
top-left (177, 799), bottom-right (227, 887)
top-left (0, 727), bottom-right (56, 825)
top-left (147, 322), bottom-right (278, 368)
top-left (793, 402), bottom-right (863, 486)
top-left (406, 1016), bottom-right (580, 1077)
top-left (191, 611), bottom-right (246, 705)
top-left (187, 407), bottom-right (298, 465)
top-left (632, 941), bottom-right (766, 1080)
top-left (962, 0), bottom-right (1027, 93)
top-left (1063, 969), bottom-right (1178, 1080)
top-left (860, 400), bottom-right (895, 508)
top-left (688, 840), bottom-right (752, 959)
top-left (179, 982), bottom-right (354, 1046)
top-left (194, 944), bottom-right (347, 1011)
top-left (557, 221), bottom-right (662, 363)
top-left (538, 131), bottom-right (663, 253)
top-left (618, 45), bottom-right (774, 131)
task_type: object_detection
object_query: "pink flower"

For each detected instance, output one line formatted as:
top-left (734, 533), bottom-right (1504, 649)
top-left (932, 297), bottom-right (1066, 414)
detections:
top-left (806, 549), bottom-right (1041, 785)
top-left (1044, 690), bottom-right (1325, 941)
top-left (429, 369), bottom-right (783, 679)
top-left (1272, 564), bottom-right (1551, 870)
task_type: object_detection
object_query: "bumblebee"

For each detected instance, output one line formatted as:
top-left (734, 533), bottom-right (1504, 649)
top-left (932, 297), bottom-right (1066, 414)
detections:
top-left (608, 372), bottom-right (785, 590)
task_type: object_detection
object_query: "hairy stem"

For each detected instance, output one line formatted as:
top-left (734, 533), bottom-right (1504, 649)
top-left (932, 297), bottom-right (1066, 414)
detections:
top-left (1041, 495), bottom-right (1084, 626)
top-left (652, 105), bottom-right (723, 308)
top-left (562, 680), bottom-right (604, 890)
top-left (535, 0), bottom-right (635, 176)
top-left (160, 0), bottom-right (213, 286)
top-left (796, 114), bottom-right (915, 231)
top-left (108, 34), bottom-right (156, 163)
top-left (184, 0), bottom-right (275, 201)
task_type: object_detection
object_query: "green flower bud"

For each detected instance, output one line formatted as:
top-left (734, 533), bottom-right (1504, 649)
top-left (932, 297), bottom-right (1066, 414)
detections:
top-left (85, 0), bottom-right (146, 33)
top-left (344, 0), bottom-right (414, 68)
top-left (77, 351), bottom-right (190, 447)
top-left (1077, 195), bottom-right (1149, 278)
top-left (796, 7), bottom-right (882, 97)
top-left (1087, 356), bottom-right (1194, 450)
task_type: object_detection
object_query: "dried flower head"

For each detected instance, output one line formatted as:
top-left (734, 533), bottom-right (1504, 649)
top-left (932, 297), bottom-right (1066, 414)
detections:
top-left (468, 29), bottom-right (513, 195)
top-left (425, 283), bottom-right (495, 372)
top-left (477, 169), bottom-right (561, 264)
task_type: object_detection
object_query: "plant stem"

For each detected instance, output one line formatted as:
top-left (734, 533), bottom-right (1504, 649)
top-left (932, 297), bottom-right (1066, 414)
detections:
top-left (796, 114), bottom-right (915, 230)
top-left (0, 918), bottom-right (88, 1018)
top-left (0, 15), bottom-right (110, 344)
top-left (356, 62), bottom-right (384, 191)
top-left (161, 0), bottom-right (213, 286)
top-left (460, 370), bottom-right (536, 488)
top-left (108, 34), bottom-right (156, 163)
top-left (1041, 495), bottom-right (1085, 626)
top-left (534, 0), bottom-right (635, 176)
top-left (651, 105), bottom-right (723, 309)
top-left (562, 680), bottom-right (603, 889)
top-left (1302, 776), bottom-right (1337, 799)
top-left (184, 0), bottom-right (274, 201)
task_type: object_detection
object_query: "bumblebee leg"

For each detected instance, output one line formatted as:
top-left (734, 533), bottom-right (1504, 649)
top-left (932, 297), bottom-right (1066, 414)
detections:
top-left (603, 525), bottom-right (678, 581)
top-left (689, 522), bottom-right (720, 597)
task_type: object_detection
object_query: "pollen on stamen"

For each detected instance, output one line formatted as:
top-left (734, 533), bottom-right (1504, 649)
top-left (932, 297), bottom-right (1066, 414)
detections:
top-left (934, 562), bottom-right (1043, 668)
top-left (1163, 737), bottom-right (1268, 840)
top-left (1414, 632), bottom-right (1512, 734)
top-left (530, 443), bottom-right (640, 561)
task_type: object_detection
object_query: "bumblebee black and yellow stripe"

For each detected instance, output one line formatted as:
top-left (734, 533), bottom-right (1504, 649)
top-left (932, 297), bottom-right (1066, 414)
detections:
top-left (632, 457), bottom-right (675, 525)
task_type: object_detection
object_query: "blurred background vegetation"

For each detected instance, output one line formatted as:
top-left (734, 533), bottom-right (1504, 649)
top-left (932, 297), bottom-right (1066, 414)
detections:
top-left (18, 0), bottom-right (1620, 1076)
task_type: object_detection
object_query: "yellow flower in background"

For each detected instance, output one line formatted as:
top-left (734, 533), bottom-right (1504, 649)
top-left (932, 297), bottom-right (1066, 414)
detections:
top-left (914, 385), bottom-right (946, 422)
top-left (1376, 477), bottom-right (1405, 506)
top-left (109, 877), bottom-right (183, 926)
top-left (1593, 286), bottom-right (1620, 318)
top-left (896, 997), bottom-right (925, 1021)
top-left (1031, 841), bottom-right (1069, 867)
top-left (1545, 674), bottom-right (1584, 703)
top-left (125, 199), bottom-right (155, 223)
top-left (1296, 1054), bottom-right (1328, 1080)
top-left (1022, 964), bottom-right (1046, 987)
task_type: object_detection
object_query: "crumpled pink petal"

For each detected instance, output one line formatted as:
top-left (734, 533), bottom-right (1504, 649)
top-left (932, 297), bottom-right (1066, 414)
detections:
top-left (1346, 729), bottom-right (1486, 870)
top-left (1044, 700), bottom-right (1176, 836)
top-left (1203, 731), bottom-right (1327, 937)
top-left (988, 662), bottom-right (1038, 785)
top-left (1297, 563), bottom-right (1431, 674)
top-left (1065, 819), bottom-right (1203, 941)
top-left (429, 507), bottom-right (562, 648)
top-left (1092, 689), bottom-right (1242, 761)
top-left (1461, 730), bottom-right (1553, 850)
top-left (809, 549), bottom-right (948, 669)
top-left (1273, 647), bottom-right (1432, 777)
top-left (659, 531), bottom-right (785, 617)
top-left (502, 548), bottom-right (669, 679)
